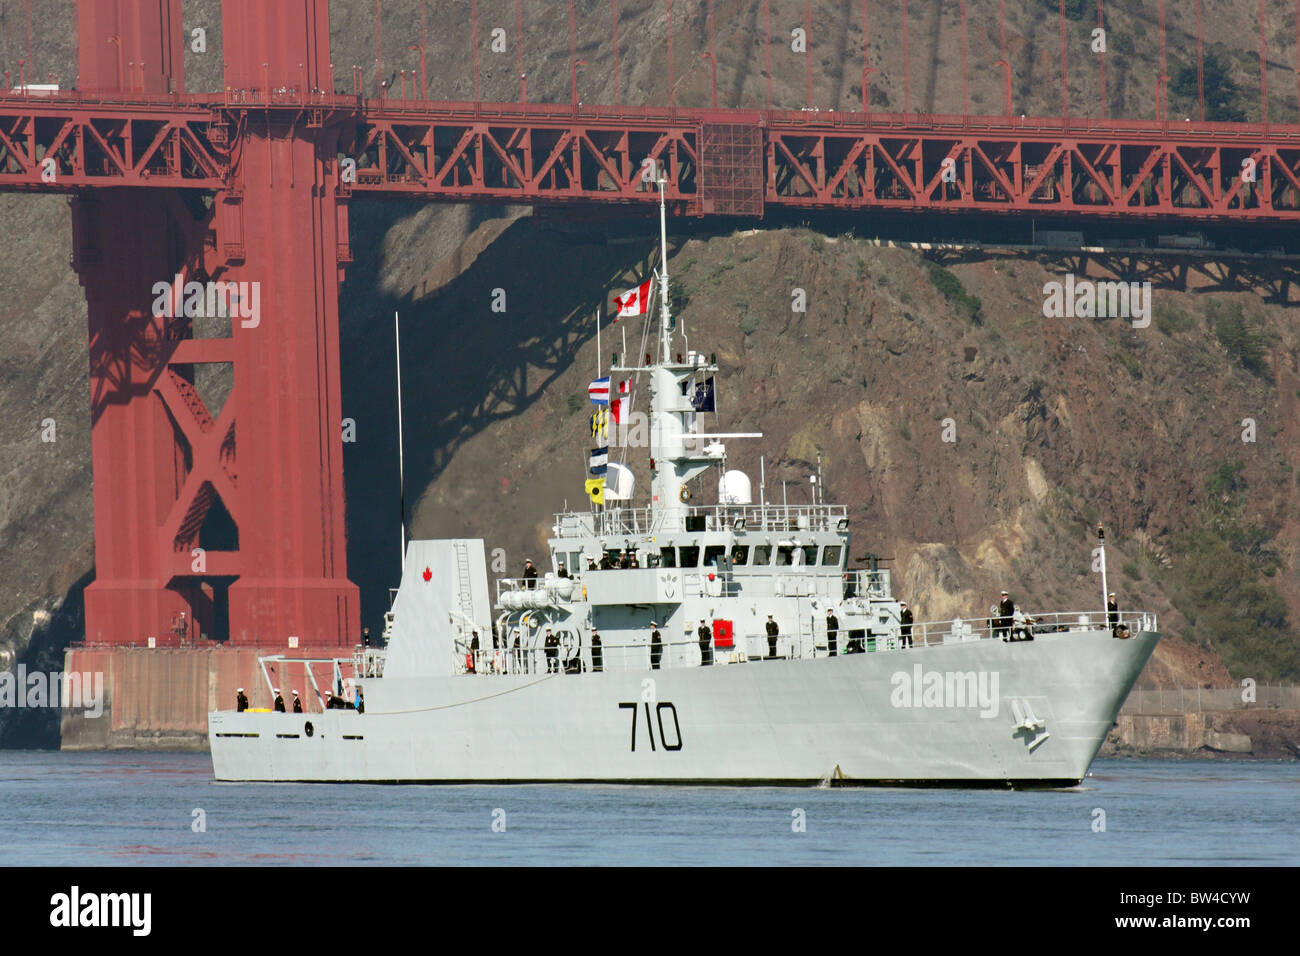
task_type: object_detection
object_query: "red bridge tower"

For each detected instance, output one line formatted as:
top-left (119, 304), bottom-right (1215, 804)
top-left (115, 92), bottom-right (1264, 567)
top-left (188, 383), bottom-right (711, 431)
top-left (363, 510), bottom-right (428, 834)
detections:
top-left (73, 0), bottom-right (358, 649)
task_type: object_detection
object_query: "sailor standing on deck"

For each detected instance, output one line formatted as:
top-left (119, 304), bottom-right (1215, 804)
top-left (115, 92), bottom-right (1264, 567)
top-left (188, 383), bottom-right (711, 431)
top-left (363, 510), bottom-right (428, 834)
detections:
top-left (997, 590), bottom-right (1014, 641)
top-left (900, 603), bottom-right (914, 648)
top-left (292, 690), bottom-right (303, 713)
top-left (591, 629), bottom-right (603, 672)
top-left (236, 688), bottom-right (248, 712)
top-left (273, 688), bottom-right (285, 712)
top-left (1107, 592), bottom-right (1119, 636)
top-left (825, 608), bottom-right (839, 657)
top-left (557, 562), bottom-right (570, 579)
top-left (765, 615), bottom-right (780, 659)
top-left (697, 620), bottom-right (713, 666)
top-left (523, 559), bottom-right (539, 589)
top-left (544, 628), bottom-right (559, 673)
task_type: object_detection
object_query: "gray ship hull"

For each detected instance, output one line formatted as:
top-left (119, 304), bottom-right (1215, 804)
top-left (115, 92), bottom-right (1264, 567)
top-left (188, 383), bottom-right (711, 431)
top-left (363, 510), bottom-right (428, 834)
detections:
top-left (209, 627), bottom-right (1157, 787)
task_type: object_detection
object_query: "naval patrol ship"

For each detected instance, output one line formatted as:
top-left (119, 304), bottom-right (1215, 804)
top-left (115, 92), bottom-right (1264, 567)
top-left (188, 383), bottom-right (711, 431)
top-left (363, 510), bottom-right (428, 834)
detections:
top-left (209, 184), bottom-right (1160, 787)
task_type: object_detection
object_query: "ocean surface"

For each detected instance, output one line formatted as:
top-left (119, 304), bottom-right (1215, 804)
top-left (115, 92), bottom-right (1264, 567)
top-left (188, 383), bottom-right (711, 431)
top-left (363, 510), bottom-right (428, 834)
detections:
top-left (0, 752), bottom-right (1296, 866)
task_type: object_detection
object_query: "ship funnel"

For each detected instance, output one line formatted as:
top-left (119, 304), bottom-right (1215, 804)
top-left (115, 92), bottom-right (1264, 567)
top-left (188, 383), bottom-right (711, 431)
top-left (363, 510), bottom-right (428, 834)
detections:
top-left (604, 462), bottom-right (635, 501)
top-left (718, 470), bottom-right (753, 505)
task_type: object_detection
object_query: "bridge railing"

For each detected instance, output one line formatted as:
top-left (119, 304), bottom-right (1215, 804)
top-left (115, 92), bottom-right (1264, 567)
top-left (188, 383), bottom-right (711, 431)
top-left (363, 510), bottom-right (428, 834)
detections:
top-left (8, 86), bottom-right (1299, 145)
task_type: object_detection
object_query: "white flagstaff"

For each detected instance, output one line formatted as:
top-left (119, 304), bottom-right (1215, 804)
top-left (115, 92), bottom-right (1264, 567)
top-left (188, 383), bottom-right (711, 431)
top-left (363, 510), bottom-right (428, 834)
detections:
top-left (1097, 524), bottom-right (1109, 625)
top-left (394, 311), bottom-right (407, 568)
top-left (658, 176), bottom-right (672, 358)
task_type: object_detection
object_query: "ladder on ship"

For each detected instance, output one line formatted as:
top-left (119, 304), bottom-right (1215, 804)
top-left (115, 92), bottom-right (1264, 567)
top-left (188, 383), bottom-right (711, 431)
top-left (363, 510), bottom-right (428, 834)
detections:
top-left (453, 541), bottom-right (475, 625)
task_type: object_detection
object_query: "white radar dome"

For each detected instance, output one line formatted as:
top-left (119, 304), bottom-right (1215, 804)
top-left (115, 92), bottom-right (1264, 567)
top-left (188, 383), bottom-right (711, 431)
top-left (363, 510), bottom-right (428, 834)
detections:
top-left (718, 470), bottom-right (753, 505)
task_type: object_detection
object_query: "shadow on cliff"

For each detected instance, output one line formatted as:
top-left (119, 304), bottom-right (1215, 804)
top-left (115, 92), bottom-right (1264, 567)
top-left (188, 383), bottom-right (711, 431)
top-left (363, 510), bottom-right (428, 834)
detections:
top-left (338, 203), bottom-right (672, 632)
top-left (0, 570), bottom-right (91, 749)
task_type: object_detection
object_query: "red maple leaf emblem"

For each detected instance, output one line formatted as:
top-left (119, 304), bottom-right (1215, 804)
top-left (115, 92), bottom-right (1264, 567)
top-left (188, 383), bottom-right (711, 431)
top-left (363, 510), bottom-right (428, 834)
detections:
top-left (422, 567), bottom-right (432, 582)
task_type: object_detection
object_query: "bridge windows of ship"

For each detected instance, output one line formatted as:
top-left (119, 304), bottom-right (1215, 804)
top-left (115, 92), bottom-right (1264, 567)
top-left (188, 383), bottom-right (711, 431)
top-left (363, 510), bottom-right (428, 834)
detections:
top-left (556, 550), bottom-right (583, 572)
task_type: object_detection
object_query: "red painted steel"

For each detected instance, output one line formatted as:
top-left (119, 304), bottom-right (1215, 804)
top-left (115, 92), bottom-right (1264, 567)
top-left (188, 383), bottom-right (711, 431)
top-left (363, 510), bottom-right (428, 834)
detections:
top-left (218, 0), bottom-right (358, 648)
top-left (0, 98), bottom-right (223, 190)
top-left (72, 1), bottom-right (199, 647)
top-left (333, 104), bottom-right (1300, 222)
top-left (8, 95), bottom-right (1260, 224)
top-left (78, 0), bottom-right (183, 95)
top-left (1097, 0), bottom-right (1107, 120)
top-left (62, 0), bottom-right (357, 649)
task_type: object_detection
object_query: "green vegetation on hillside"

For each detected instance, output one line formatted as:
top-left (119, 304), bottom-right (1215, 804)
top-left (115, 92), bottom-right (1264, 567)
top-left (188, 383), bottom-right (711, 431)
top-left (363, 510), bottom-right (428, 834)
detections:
top-left (1042, 0), bottom-right (1089, 20)
top-left (1162, 462), bottom-right (1298, 680)
top-left (1170, 50), bottom-right (1247, 122)
top-left (1155, 307), bottom-right (1194, 336)
top-left (925, 262), bottom-right (982, 322)
top-left (1209, 301), bottom-right (1269, 378)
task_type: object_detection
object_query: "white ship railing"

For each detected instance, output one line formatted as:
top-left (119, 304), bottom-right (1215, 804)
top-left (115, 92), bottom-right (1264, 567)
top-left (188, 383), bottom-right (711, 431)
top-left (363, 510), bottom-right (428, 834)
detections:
top-left (553, 503), bottom-right (849, 538)
top-left (845, 569), bottom-right (892, 600)
top-left (355, 646), bottom-right (386, 678)
top-left (495, 568), bottom-right (889, 603)
top-left (455, 637), bottom-right (708, 676)
top-left (901, 610), bottom-right (1158, 648)
top-left (454, 610), bottom-right (1158, 675)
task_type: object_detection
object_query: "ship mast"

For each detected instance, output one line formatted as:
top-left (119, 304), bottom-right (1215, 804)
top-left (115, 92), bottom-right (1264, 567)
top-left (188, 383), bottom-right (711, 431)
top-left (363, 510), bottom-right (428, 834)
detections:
top-left (657, 176), bottom-right (672, 359)
top-left (626, 177), bottom-right (761, 527)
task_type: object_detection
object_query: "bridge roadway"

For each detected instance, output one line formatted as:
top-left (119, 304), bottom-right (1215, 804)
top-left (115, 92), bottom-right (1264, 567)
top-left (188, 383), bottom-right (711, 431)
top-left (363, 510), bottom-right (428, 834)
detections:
top-left (3, 89), bottom-right (1300, 222)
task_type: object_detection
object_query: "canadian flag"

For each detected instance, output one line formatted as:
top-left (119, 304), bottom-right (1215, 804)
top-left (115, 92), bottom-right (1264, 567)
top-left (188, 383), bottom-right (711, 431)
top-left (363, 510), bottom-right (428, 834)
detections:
top-left (613, 280), bottom-right (652, 318)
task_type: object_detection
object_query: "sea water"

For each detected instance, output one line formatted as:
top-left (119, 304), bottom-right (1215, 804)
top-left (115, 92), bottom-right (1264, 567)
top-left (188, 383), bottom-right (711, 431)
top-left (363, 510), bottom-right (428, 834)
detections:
top-left (0, 752), bottom-right (1295, 866)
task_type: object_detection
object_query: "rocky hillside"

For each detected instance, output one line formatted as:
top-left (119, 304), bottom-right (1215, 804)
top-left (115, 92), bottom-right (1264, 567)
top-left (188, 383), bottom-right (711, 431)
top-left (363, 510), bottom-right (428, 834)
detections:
top-left (3, 2), bottom-right (1300, 746)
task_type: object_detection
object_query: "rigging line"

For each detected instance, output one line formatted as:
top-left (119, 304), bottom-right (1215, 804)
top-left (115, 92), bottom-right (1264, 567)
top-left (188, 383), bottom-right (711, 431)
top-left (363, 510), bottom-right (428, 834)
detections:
top-left (373, 674), bottom-right (558, 715)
